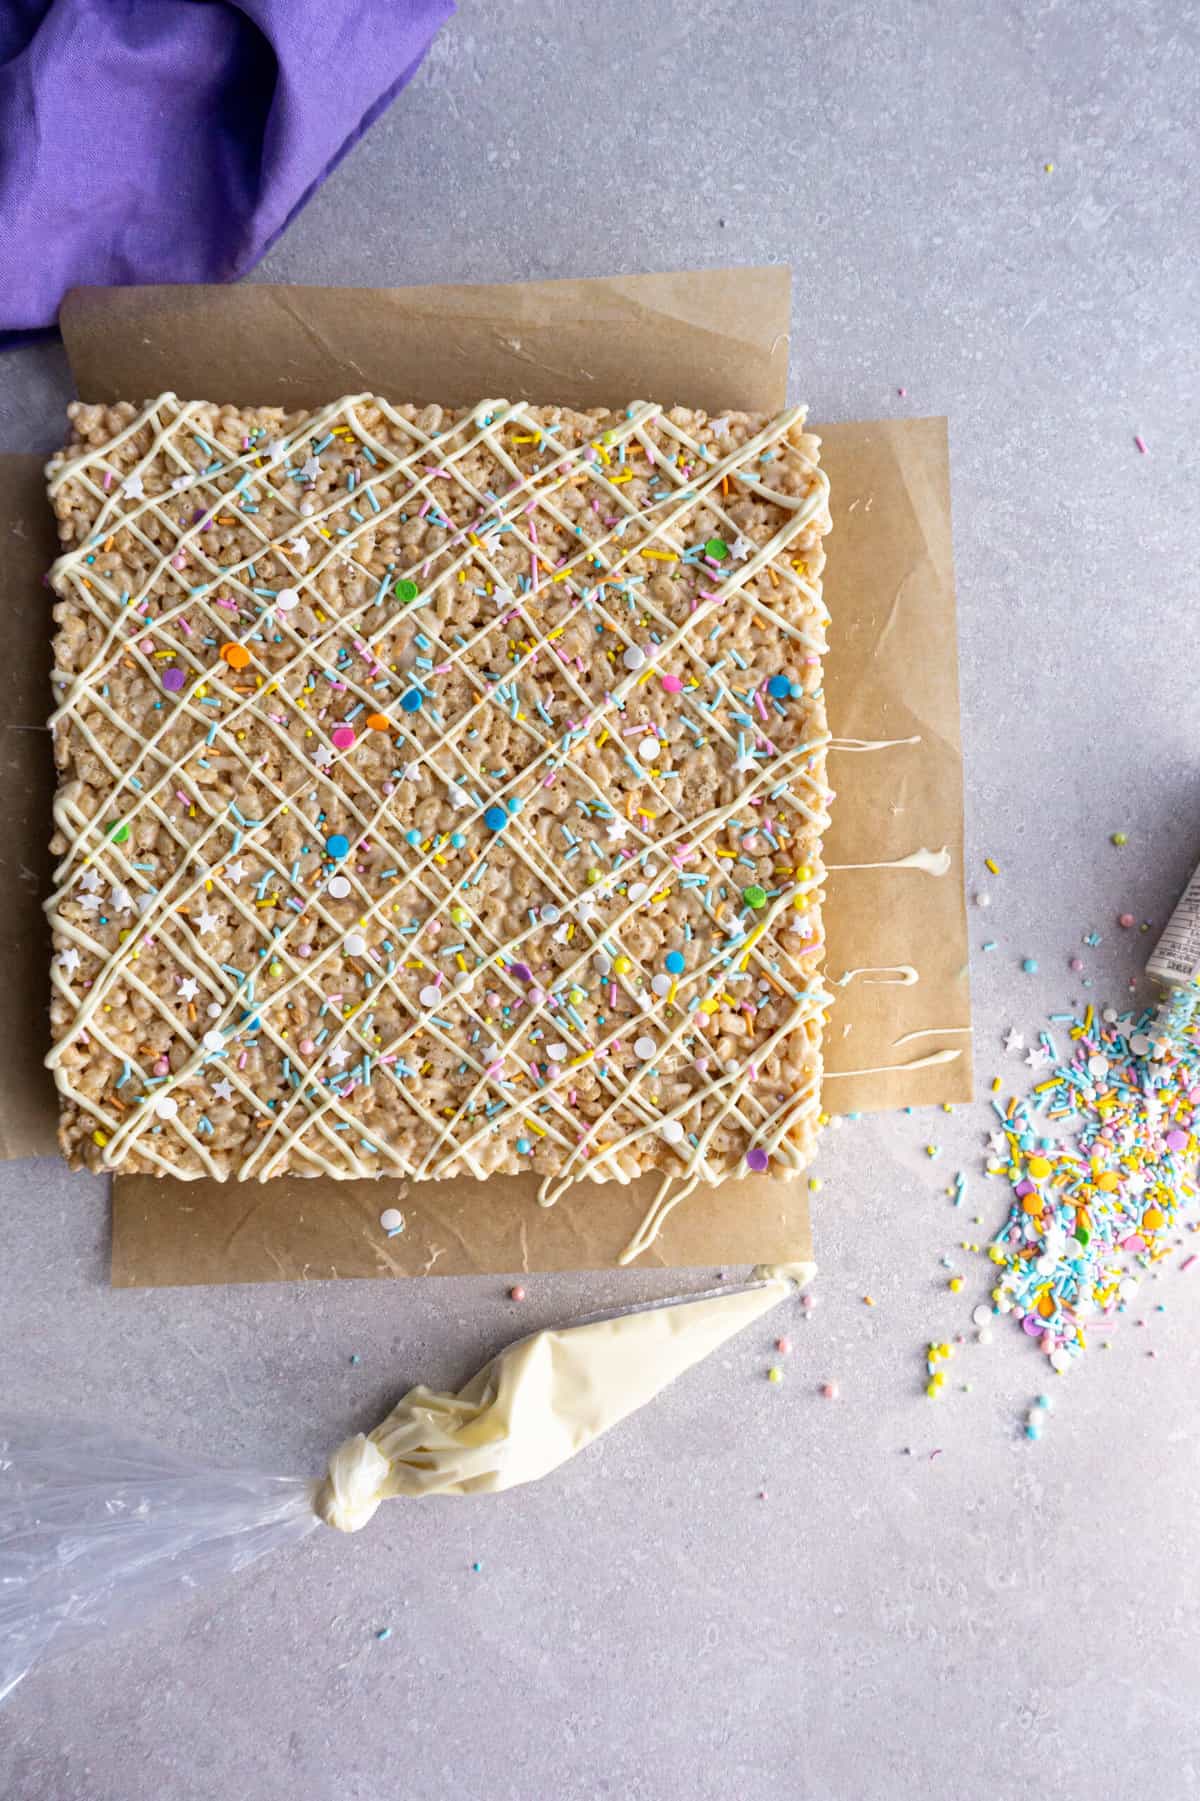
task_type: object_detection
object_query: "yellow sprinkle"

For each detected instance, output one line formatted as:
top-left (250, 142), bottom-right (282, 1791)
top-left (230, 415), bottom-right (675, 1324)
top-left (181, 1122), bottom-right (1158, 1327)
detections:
top-left (863, 1295), bottom-right (876, 1307)
top-left (984, 857), bottom-right (999, 874)
top-left (808, 1176), bottom-right (822, 1192)
top-left (522, 1117), bottom-right (547, 1138)
top-left (767, 1367), bottom-right (783, 1385)
top-left (92, 1129), bottom-right (108, 1147)
top-left (639, 549), bottom-right (678, 562)
top-left (948, 1276), bottom-right (963, 1293)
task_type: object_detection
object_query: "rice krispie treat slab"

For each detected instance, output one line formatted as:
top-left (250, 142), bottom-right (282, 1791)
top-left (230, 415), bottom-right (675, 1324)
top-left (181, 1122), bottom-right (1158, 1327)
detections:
top-left (45, 392), bottom-right (832, 1229)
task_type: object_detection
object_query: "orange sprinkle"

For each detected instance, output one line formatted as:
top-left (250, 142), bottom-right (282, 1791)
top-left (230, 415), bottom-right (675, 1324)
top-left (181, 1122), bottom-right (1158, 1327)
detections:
top-left (220, 642), bottom-right (251, 670)
top-left (366, 713), bottom-right (391, 731)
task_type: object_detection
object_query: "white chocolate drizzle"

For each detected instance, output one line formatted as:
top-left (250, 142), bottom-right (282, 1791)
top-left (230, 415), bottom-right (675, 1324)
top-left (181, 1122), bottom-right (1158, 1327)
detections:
top-left (835, 964), bottom-right (919, 987)
top-left (827, 845), bottom-right (951, 877)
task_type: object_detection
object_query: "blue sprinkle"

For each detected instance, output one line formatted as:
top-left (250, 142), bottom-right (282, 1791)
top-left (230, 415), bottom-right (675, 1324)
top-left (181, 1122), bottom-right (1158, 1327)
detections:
top-left (401, 688), bottom-right (423, 712)
top-left (484, 806), bottom-right (507, 831)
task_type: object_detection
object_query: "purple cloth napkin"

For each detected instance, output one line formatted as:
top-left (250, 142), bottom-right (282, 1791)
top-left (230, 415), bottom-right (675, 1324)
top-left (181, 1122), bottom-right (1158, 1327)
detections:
top-left (0, 0), bottom-right (454, 337)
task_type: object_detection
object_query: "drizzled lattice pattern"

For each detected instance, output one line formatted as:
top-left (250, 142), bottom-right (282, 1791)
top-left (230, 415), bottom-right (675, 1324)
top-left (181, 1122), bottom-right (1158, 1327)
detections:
top-left (45, 392), bottom-right (832, 1211)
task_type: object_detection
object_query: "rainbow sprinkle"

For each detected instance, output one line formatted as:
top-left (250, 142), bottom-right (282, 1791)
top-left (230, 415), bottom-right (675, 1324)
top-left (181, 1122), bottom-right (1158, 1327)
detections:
top-left (978, 1002), bottom-right (1200, 1371)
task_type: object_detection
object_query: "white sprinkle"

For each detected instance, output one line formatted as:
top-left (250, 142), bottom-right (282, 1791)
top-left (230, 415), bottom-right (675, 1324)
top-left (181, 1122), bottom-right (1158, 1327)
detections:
top-left (660, 1119), bottom-right (685, 1145)
top-left (206, 1002), bottom-right (222, 1019)
top-left (344, 932), bottom-right (367, 957)
top-left (628, 882), bottom-right (648, 904)
top-left (328, 875), bottom-right (352, 899)
top-left (153, 1095), bottom-right (178, 1120)
top-left (275, 587), bottom-right (300, 611)
top-left (634, 1035), bottom-right (657, 1061)
top-left (971, 1304), bottom-right (992, 1327)
top-left (202, 1030), bottom-right (224, 1052)
top-left (540, 904), bottom-right (561, 924)
top-left (622, 644), bottom-right (646, 671)
top-left (548, 1041), bottom-right (568, 1060)
top-left (651, 974), bottom-right (671, 996)
top-left (637, 738), bottom-right (659, 764)
top-left (379, 1207), bottom-right (405, 1234)
top-left (418, 984), bottom-right (441, 1007)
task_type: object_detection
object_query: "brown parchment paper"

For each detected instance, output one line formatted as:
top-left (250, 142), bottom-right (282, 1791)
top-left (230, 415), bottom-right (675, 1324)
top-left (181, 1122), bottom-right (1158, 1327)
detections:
top-left (0, 267), bottom-right (967, 1285)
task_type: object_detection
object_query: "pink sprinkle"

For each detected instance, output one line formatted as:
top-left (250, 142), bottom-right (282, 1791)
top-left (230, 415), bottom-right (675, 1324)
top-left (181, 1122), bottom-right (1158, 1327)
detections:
top-left (299, 1038), bottom-right (316, 1056)
top-left (237, 1052), bottom-right (248, 1070)
top-left (1134, 434), bottom-right (1148, 454)
top-left (103, 470), bottom-right (114, 490)
top-left (510, 1285), bottom-right (526, 1302)
top-left (898, 387), bottom-right (907, 397)
top-left (331, 725), bottom-right (355, 750)
top-left (661, 673), bottom-right (683, 694)
top-left (821, 1382), bottom-right (838, 1400)
top-left (1181, 1255), bottom-right (1198, 1273)
top-left (1119, 912), bottom-right (1135, 928)
top-left (1069, 956), bottom-right (1084, 972)
top-left (1122, 1234), bottom-right (1147, 1254)
top-left (775, 1337), bottom-right (791, 1354)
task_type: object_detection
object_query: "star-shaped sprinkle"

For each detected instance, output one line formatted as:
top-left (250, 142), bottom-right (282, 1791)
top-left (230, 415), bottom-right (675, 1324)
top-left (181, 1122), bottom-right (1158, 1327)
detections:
top-left (211, 1077), bottom-right (234, 1102)
top-left (57, 946), bottom-right (81, 976)
top-left (170, 474), bottom-right (193, 493)
top-left (986, 1129), bottom-right (1009, 1157)
top-left (110, 884), bottom-right (134, 914)
top-left (120, 473), bottom-right (145, 499)
top-left (733, 751), bottom-right (757, 775)
top-left (79, 869), bottom-right (103, 893)
top-left (1024, 1044), bottom-right (1052, 1069)
top-left (729, 533), bottom-right (755, 562)
top-left (178, 977), bottom-right (200, 1001)
top-left (327, 1045), bottom-right (350, 1069)
top-left (77, 893), bottom-right (102, 914)
top-left (313, 745), bottom-right (334, 769)
top-left (1003, 1028), bottom-right (1025, 1053)
top-left (195, 909), bottom-right (220, 936)
top-left (287, 533), bottom-right (311, 564)
top-left (605, 817), bottom-right (629, 845)
top-left (224, 860), bottom-right (246, 885)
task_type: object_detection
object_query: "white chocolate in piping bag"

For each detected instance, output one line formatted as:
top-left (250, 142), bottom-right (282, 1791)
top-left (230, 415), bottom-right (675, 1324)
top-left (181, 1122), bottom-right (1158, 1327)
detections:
top-left (1, 1271), bottom-right (811, 1699)
top-left (316, 1270), bottom-right (810, 1530)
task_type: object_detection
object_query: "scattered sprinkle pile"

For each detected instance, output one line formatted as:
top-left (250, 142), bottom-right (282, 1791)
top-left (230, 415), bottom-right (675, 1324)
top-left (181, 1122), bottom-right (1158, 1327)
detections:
top-left (978, 1001), bottom-right (1199, 1372)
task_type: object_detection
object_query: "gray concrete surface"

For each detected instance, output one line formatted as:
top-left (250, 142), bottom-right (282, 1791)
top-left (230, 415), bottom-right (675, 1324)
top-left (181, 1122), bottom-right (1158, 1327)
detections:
top-left (3, 2), bottom-right (1200, 1796)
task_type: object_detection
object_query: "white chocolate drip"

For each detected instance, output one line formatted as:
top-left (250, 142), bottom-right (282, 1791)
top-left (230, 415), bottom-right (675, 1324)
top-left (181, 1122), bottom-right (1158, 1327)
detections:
top-left (827, 845), bottom-right (951, 877)
top-left (892, 1024), bottom-right (972, 1048)
top-left (835, 964), bottom-right (919, 987)
top-left (824, 1047), bottom-right (962, 1078)
top-left (828, 735), bottom-right (921, 753)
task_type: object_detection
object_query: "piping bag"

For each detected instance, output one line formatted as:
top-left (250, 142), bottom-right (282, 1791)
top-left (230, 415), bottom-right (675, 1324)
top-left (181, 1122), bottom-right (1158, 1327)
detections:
top-left (0, 1265), bottom-right (810, 1701)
